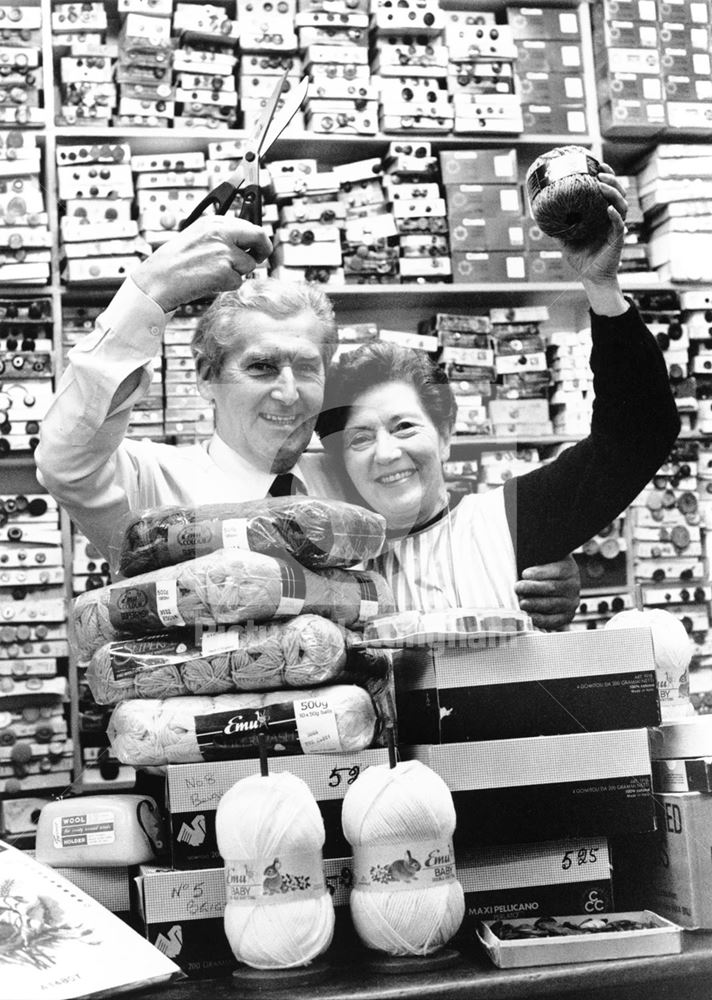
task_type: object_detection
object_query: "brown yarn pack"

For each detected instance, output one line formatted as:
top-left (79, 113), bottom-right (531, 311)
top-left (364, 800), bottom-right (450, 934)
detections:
top-left (525, 146), bottom-right (609, 250)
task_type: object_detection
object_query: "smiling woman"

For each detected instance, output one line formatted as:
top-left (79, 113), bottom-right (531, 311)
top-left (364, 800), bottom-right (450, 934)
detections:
top-left (341, 378), bottom-right (452, 534)
top-left (316, 315), bottom-right (679, 615)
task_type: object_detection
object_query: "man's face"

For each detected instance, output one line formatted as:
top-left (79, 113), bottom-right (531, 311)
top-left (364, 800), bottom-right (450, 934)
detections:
top-left (200, 310), bottom-right (327, 474)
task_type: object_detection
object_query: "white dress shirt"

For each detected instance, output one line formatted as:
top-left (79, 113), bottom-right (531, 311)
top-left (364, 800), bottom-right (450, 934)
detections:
top-left (35, 278), bottom-right (342, 564)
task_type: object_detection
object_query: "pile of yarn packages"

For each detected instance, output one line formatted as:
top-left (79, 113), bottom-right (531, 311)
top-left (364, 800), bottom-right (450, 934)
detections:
top-left (71, 495), bottom-right (466, 968)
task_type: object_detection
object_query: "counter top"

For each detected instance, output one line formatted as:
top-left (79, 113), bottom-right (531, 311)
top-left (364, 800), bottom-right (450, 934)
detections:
top-left (132, 930), bottom-right (712, 1000)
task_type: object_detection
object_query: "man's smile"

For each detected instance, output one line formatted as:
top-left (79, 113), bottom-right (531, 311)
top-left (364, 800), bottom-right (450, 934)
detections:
top-left (260, 412), bottom-right (300, 426)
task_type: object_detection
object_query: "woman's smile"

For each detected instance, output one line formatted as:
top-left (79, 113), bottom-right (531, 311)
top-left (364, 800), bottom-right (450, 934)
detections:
top-left (343, 381), bottom-right (450, 531)
top-left (374, 468), bottom-right (417, 485)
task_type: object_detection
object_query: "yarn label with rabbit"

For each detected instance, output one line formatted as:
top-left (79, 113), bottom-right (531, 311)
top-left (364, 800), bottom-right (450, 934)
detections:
top-left (225, 852), bottom-right (326, 903)
top-left (353, 840), bottom-right (457, 892)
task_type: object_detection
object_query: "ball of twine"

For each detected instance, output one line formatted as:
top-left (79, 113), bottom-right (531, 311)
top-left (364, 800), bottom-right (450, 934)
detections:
top-left (525, 146), bottom-right (609, 250)
top-left (341, 760), bottom-right (465, 956)
top-left (216, 771), bottom-right (335, 969)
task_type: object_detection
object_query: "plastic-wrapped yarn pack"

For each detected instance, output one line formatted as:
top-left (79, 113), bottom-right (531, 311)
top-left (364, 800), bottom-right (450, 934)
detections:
top-left (85, 615), bottom-right (349, 705)
top-left (71, 548), bottom-right (395, 663)
top-left (525, 146), bottom-right (609, 250)
top-left (107, 684), bottom-right (378, 766)
top-left (115, 496), bottom-right (386, 577)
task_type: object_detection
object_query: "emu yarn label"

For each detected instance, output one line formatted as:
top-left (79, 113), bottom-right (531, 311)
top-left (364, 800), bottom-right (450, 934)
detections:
top-left (353, 572), bottom-right (380, 622)
top-left (221, 518), bottom-right (250, 550)
top-left (353, 840), bottom-right (456, 893)
top-left (200, 626), bottom-right (242, 656)
top-left (193, 695), bottom-right (341, 757)
top-left (110, 633), bottom-right (193, 679)
top-left (167, 520), bottom-right (221, 557)
top-left (108, 582), bottom-right (185, 631)
top-left (276, 559), bottom-right (306, 616)
top-left (225, 852), bottom-right (326, 903)
top-left (155, 580), bottom-right (186, 627)
top-left (294, 695), bottom-right (341, 752)
top-left (526, 149), bottom-right (600, 203)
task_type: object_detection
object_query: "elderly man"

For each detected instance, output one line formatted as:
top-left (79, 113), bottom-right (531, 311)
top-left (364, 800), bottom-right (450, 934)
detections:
top-left (36, 216), bottom-right (580, 628)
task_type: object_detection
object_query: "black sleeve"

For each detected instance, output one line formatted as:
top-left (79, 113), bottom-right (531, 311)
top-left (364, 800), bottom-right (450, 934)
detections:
top-left (503, 302), bottom-right (681, 576)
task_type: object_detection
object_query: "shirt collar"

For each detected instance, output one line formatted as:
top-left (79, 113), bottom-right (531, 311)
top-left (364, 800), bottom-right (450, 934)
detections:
top-left (206, 432), bottom-right (306, 495)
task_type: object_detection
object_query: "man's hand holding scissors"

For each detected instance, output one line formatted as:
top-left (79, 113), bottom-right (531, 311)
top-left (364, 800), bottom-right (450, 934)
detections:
top-left (132, 72), bottom-right (309, 312)
top-left (133, 217), bottom-right (273, 311)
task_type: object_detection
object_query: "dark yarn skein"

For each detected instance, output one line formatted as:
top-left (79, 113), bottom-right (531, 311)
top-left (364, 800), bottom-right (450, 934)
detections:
top-left (525, 146), bottom-right (610, 250)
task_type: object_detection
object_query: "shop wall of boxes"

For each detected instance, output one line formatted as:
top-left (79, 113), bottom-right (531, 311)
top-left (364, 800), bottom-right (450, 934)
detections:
top-left (1, 0), bottom-right (712, 838)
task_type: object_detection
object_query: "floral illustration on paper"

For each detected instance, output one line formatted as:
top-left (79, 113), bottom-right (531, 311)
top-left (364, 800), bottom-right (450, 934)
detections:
top-left (0, 879), bottom-right (99, 970)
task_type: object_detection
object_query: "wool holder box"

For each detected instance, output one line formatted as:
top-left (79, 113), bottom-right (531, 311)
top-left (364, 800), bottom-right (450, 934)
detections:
top-left (406, 729), bottom-right (655, 846)
top-left (394, 628), bottom-right (660, 745)
top-left (161, 748), bottom-right (390, 869)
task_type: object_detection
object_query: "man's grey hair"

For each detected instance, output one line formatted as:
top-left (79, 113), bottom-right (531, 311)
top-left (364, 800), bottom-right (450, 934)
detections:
top-left (191, 278), bottom-right (338, 379)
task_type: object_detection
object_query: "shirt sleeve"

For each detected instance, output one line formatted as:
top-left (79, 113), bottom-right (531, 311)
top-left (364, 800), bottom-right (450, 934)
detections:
top-left (503, 302), bottom-right (681, 575)
top-left (35, 277), bottom-right (169, 555)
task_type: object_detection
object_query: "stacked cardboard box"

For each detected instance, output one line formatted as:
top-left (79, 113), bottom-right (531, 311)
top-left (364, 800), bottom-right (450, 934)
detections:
top-left (393, 628), bottom-right (660, 925)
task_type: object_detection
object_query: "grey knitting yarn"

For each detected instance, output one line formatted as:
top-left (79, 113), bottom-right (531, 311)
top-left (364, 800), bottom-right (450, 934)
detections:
top-left (525, 146), bottom-right (609, 250)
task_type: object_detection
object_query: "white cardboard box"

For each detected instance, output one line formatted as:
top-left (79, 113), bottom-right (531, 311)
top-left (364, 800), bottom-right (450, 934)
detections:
top-left (162, 749), bottom-right (390, 868)
top-left (478, 910), bottom-right (682, 968)
top-left (135, 857), bottom-right (354, 977)
top-left (406, 729), bottom-right (654, 845)
top-left (649, 716), bottom-right (712, 758)
top-left (459, 838), bottom-right (613, 927)
top-left (395, 628), bottom-right (659, 744)
top-left (644, 791), bottom-right (712, 928)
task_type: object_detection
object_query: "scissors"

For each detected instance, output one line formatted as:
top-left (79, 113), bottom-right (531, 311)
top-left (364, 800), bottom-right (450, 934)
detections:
top-left (179, 72), bottom-right (310, 231)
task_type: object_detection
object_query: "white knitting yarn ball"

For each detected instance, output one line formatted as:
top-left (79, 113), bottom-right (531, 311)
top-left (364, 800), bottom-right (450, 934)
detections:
top-left (341, 760), bottom-right (465, 956)
top-left (216, 771), bottom-right (335, 969)
top-left (605, 608), bottom-right (692, 709)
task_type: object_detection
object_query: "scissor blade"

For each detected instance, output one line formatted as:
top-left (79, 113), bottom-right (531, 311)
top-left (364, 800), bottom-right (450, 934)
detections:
top-left (251, 71), bottom-right (290, 155)
top-left (214, 160), bottom-right (246, 195)
top-left (260, 75), bottom-right (310, 155)
top-left (211, 75), bottom-right (309, 198)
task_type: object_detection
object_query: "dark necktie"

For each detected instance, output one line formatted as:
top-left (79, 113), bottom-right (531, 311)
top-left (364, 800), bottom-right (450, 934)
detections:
top-left (268, 473), bottom-right (307, 497)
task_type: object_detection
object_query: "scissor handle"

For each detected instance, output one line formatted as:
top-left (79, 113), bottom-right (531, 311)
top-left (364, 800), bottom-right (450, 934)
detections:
top-left (238, 183), bottom-right (262, 227)
top-left (178, 181), bottom-right (240, 231)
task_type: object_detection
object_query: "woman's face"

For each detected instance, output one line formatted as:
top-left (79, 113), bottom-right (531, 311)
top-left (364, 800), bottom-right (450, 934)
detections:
top-left (342, 381), bottom-right (450, 531)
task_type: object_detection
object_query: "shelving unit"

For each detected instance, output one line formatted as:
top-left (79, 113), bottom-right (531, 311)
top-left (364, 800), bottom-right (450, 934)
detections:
top-left (1, 0), bottom-right (711, 805)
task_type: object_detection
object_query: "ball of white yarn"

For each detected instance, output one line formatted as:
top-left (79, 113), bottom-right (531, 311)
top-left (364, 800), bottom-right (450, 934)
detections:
top-left (341, 760), bottom-right (464, 956)
top-left (605, 608), bottom-right (692, 713)
top-left (605, 608), bottom-right (691, 674)
top-left (216, 771), bottom-right (335, 969)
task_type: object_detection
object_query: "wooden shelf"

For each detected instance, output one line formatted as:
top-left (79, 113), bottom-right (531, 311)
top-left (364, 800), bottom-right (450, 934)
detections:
top-left (55, 276), bottom-right (683, 305)
top-left (54, 127), bottom-right (594, 160)
top-left (450, 435), bottom-right (580, 448)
